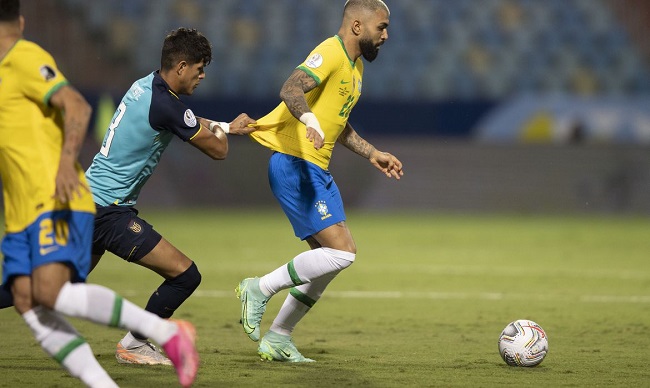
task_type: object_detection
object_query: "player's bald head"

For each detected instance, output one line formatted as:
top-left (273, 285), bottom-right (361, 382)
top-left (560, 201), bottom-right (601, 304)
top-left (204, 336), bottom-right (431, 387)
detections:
top-left (343, 0), bottom-right (390, 19)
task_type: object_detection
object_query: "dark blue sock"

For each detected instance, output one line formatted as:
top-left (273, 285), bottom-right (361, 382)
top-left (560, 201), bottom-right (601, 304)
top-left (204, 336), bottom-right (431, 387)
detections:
top-left (132, 262), bottom-right (202, 340)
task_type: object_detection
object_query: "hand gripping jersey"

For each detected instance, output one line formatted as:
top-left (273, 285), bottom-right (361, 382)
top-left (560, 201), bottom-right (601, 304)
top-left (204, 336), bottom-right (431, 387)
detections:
top-left (85, 72), bottom-right (202, 206)
top-left (0, 39), bottom-right (95, 233)
top-left (250, 36), bottom-right (364, 170)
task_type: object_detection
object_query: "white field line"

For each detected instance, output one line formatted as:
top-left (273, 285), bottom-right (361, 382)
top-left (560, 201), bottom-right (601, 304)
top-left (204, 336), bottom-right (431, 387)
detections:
top-left (120, 290), bottom-right (650, 303)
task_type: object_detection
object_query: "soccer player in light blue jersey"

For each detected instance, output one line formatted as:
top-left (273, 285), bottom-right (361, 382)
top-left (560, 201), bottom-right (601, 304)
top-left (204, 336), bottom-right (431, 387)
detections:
top-left (84, 28), bottom-right (256, 365)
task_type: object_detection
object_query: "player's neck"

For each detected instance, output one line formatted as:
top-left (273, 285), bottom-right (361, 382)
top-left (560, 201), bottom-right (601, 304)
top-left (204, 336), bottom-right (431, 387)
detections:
top-left (159, 69), bottom-right (181, 95)
top-left (337, 32), bottom-right (361, 62)
top-left (0, 29), bottom-right (21, 61)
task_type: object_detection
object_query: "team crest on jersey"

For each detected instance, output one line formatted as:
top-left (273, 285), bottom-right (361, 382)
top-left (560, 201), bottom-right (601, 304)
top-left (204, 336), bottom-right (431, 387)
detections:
top-left (305, 53), bottom-right (323, 69)
top-left (184, 109), bottom-right (197, 127)
top-left (358, 79), bottom-right (362, 93)
top-left (128, 219), bottom-right (142, 234)
top-left (39, 65), bottom-right (56, 81)
top-left (315, 200), bottom-right (332, 220)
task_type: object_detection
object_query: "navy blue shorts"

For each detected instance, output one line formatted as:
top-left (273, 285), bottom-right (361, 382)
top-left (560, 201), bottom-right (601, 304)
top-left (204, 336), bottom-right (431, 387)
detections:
top-left (268, 152), bottom-right (346, 240)
top-left (92, 204), bottom-right (162, 262)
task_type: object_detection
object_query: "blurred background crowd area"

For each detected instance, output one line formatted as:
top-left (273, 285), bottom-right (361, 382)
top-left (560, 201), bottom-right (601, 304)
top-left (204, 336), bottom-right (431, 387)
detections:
top-left (22, 0), bottom-right (650, 141)
top-left (25, 0), bottom-right (650, 99)
top-left (14, 0), bottom-right (650, 214)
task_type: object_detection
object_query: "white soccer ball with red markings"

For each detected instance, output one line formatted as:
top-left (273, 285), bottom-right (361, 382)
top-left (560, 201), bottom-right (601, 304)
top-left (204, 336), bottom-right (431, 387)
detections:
top-left (498, 319), bottom-right (548, 367)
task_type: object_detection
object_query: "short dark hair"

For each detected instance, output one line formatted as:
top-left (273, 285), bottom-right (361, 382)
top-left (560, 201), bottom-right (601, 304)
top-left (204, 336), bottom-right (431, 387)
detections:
top-left (161, 28), bottom-right (212, 71)
top-left (0, 0), bottom-right (20, 22)
top-left (344, 0), bottom-right (390, 16)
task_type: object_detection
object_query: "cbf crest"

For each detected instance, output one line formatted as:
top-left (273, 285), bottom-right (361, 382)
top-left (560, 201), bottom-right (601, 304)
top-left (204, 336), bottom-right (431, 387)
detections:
top-left (315, 200), bottom-right (332, 220)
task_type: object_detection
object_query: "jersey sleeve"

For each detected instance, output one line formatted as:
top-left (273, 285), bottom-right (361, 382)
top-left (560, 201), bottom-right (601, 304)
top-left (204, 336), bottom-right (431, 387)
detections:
top-left (16, 44), bottom-right (68, 107)
top-left (296, 40), bottom-right (343, 85)
top-left (149, 94), bottom-right (202, 142)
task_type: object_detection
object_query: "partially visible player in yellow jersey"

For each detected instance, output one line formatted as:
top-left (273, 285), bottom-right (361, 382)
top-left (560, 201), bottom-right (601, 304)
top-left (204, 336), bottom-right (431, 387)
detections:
top-left (238, 0), bottom-right (404, 362)
top-left (0, 30), bottom-right (95, 233)
top-left (0, 1), bottom-right (198, 386)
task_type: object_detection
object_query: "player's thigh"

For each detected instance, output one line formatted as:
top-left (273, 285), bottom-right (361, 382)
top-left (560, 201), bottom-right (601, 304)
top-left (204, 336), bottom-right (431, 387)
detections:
top-left (3, 210), bottom-right (92, 310)
top-left (93, 205), bottom-right (162, 263)
top-left (312, 221), bottom-right (356, 253)
top-left (31, 262), bottom-right (72, 309)
top-left (270, 153), bottom-right (350, 242)
top-left (135, 237), bottom-right (193, 279)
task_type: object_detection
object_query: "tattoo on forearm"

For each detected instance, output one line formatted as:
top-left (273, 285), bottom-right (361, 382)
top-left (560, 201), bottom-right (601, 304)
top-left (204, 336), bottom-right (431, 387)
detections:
top-left (63, 118), bottom-right (84, 158)
top-left (339, 125), bottom-right (374, 158)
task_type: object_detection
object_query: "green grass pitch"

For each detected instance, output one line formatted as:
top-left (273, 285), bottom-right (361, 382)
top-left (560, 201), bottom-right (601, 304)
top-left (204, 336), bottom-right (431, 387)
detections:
top-left (1, 209), bottom-right (649, 387)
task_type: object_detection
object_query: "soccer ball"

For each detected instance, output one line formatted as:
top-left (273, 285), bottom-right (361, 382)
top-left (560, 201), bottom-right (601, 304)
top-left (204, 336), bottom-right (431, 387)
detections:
top-left (498, 319), bottom-right (548, 367)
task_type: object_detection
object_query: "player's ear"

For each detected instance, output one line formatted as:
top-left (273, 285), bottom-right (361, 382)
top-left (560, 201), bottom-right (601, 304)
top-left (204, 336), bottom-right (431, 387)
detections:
top-left (352, 19), bottom-right (362, 36)
top-left (176, 61), bottom-right (187, 76)
top-left (19, 16), bottom-right (25, 33)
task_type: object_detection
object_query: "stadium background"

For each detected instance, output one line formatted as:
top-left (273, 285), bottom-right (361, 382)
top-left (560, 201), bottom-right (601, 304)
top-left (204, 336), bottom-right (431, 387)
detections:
top-left (14, 0), bottom-right (650, 214)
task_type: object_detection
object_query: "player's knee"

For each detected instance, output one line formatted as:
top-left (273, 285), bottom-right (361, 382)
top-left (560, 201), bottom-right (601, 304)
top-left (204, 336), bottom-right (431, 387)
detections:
top-left (187, 263), bottom-right (202, 292)
top-left (339, 241), bottom-right (357, 255)
top-left (32, 288), bottom-right (58, 310)
top-left (322, 247), bottom-right (356, 270)
top-left (12, 290), bottom-right (32, 314)
top-left (174, 261), bottom-right (202, 294)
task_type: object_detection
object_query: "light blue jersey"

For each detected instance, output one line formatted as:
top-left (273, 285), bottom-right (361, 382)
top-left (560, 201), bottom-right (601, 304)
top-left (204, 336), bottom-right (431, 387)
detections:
top-left (86, 72), bottom-right (201, 206)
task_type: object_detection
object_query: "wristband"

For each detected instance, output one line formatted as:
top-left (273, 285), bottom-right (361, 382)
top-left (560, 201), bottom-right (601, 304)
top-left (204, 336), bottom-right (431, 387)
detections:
top-left (299, 112), bottom-right (325, 140)
top-left (210, 121), bottom-right (230, 134)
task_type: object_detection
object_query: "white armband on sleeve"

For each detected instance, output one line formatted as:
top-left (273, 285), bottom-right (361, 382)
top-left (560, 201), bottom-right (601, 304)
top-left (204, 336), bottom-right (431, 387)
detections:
top-left (299, 112), bottom-right (325, 139)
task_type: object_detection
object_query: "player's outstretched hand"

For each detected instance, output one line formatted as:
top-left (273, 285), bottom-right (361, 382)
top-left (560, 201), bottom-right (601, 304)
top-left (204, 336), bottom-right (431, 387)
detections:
top-left (369, 149), bottom-right (404, 180)
top-left (229, 113), bottom-right (257, 135)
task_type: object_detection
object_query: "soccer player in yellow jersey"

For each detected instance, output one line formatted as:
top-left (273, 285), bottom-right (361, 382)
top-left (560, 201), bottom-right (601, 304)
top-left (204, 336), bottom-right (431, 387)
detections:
top-left (0, 1), bottom-right (198, 386)
top-left (237, 0), bottom-right (403, 362)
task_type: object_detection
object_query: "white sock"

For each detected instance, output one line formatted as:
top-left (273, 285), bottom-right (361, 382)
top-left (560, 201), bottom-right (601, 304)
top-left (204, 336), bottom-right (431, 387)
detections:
top-left (269, 272), bottom-right (338, 336)
top-left (23, 307), bottom-right (117, 388)
top-left (259, 247), bottom-right (354, 296)
top-left (119, 331), bottom-right (147, 349)
top-left (54, 282), bottom-right (177, 345)
top-left (63, 343), bottom-right (118, 388)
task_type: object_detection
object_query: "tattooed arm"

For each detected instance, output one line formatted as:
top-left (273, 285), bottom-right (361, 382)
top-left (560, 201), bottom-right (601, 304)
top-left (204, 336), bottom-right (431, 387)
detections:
top-left (279, 69), bottom-right (325, 149)
top-left (338, 122), bottom-right (404, 180)
top-left (49, 85), bottom-right (92, 202)
top-left (338, 122), bottom-right (375, 158)
top-left (279, 69), bottom-right (318, 118)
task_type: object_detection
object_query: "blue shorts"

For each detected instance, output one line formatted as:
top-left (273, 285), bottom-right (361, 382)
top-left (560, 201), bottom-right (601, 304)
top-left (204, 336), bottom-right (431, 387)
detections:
top-left (268, 152), bottom-right (346, 240)
top-left (1, 210), bottom-right (94, 287)
top-left (92, 204), bottom-right (162, 262)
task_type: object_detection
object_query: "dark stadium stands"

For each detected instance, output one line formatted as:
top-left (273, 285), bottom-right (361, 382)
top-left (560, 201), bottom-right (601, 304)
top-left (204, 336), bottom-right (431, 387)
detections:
top-left (52, 0), bottom-right (649, 100)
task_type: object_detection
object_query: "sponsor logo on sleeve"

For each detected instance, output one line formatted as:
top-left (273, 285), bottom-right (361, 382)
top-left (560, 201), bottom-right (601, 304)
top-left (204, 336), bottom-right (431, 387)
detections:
top-left (305, 53), bottom-right (323, 69)
top-left (184, 109), bottom-right (197, 127)
top-left (39, 65), bottom-right (56, 81)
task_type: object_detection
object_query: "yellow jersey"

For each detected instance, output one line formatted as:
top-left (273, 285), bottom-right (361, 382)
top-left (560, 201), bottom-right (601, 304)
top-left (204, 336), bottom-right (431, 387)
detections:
top-left (250, 35), bottom-right (364, 170)
top-left (0, 39), bottom-right (95, 233)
